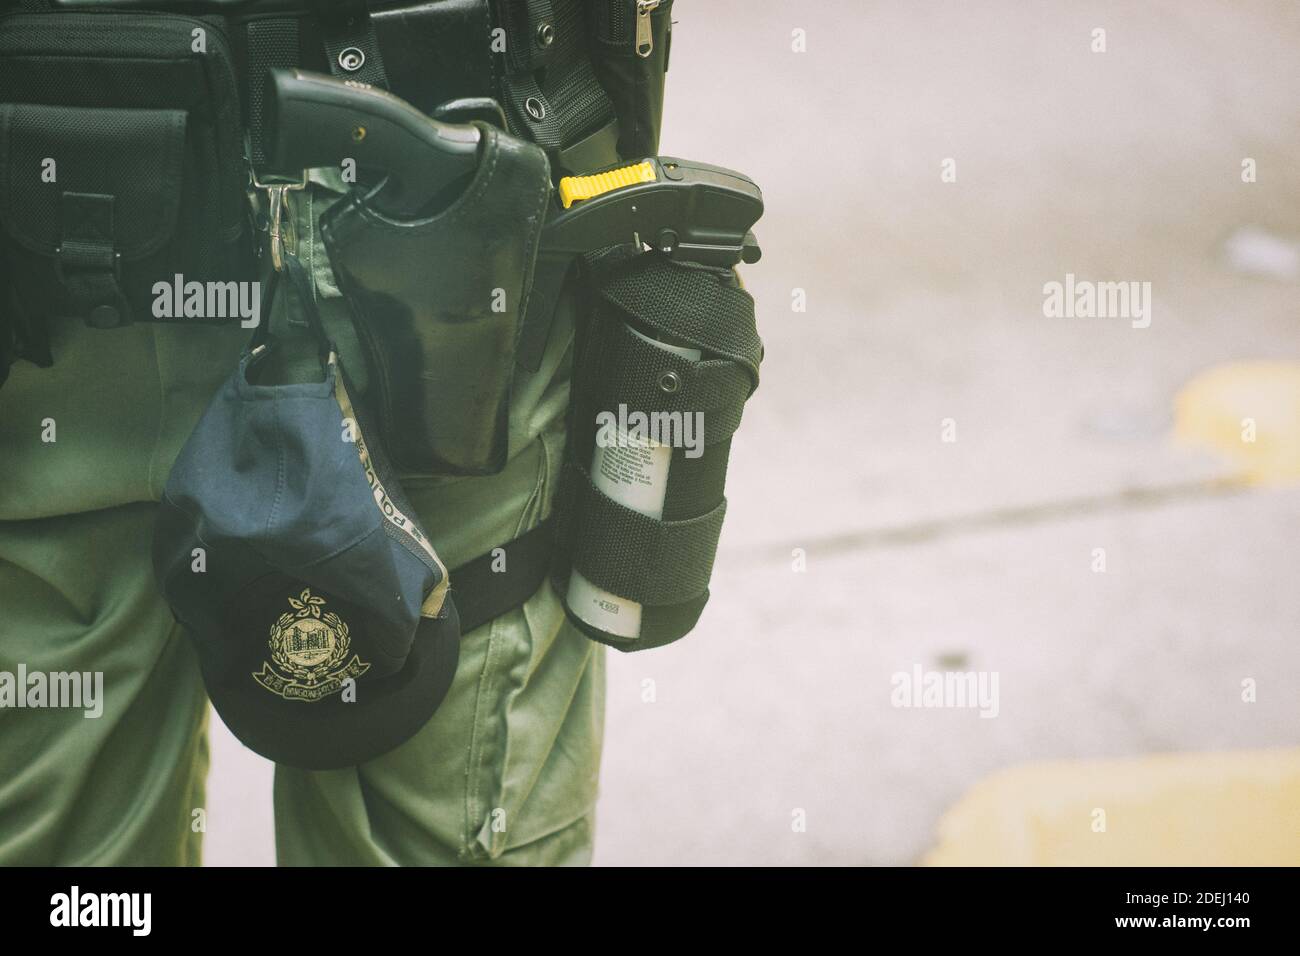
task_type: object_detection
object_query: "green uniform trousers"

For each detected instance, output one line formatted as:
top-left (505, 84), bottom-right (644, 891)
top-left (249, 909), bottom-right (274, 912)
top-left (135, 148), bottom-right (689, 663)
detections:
top-left (0, 184), bottom-right (604, 865)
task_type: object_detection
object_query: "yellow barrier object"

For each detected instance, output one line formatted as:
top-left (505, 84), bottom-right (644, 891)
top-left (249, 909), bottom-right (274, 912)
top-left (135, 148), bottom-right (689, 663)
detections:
top-left (1174, 361), bottom-right (1300, 485)
top-left (925, 749), bottom-right (1300, 866)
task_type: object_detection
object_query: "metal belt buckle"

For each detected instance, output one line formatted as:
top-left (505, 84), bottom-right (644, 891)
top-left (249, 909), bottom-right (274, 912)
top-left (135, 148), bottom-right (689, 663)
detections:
top-left (250, 170), bottom-right (308, 272)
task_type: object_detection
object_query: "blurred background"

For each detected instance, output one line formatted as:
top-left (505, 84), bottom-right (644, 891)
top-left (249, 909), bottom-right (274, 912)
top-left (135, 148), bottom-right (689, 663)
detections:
top-left (207, 0), bottom-right (1300, 865)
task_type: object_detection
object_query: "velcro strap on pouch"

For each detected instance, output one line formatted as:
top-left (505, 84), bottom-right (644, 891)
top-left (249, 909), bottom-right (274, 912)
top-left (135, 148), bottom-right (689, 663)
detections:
top-left (583, 313), bottom-right (753, 448)
top-left (596, 253), bottom-right (763, 387)
top-left (556, 459), bottom-right (727, 607)
top-left (58, 192), bottom-right (128, 327)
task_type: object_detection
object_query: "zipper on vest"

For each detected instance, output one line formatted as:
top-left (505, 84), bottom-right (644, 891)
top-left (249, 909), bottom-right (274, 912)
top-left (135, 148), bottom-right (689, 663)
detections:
top-left (636, 0), bottom-right (662, 58)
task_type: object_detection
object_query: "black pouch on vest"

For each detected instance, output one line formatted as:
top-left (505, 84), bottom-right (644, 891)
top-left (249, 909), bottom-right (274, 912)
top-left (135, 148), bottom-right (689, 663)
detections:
top-left (320, 123), bottom-right (552, 477)
top-left (587, 0), bottom-right (673, 159)
top-left (552, 248), bottom-right (762, 651)
top-left (0, 10), bottom-right (252, 333)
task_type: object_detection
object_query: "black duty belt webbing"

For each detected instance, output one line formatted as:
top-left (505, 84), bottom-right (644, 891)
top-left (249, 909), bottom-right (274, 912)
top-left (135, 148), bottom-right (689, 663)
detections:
top-left (448, 519), bottom-right (554, 635)
top-left (493, 0), bottom-right (619, 171)
top-left (244, 17), bottom-right (302, 168)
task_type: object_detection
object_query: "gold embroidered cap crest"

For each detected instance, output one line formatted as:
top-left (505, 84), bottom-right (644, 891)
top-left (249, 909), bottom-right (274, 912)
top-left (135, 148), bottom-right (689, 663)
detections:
top-left (253, 588), bottom-right (370, 702)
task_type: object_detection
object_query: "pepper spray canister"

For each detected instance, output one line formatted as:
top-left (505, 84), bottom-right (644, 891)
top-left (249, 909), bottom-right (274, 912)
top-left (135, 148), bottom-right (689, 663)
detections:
top-left (565, 325), bottom-right (701, 640)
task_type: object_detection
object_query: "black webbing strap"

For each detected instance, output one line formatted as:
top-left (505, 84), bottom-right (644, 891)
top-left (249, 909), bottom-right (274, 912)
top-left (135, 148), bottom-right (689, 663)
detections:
top-left (449, 520), bottom-right (555, 635)
top-left (493, 0), bottom-right (616, 160)
top-left (244, 17), bottom-right (301, 168)
top-left (311, 0), bottom-right (389, 89)
top-left (556, 459), bottom-right (727, 607)
top-left (597, 254), bottom-right (763, 389)
top-left (500, 0), bottom-right (557, 74)
top-left (584, 317), bottom-right (753, 447)
top-left (58, 192), bottom-right (128, 327)
top-left (661, 438), bottom-right (731, 521)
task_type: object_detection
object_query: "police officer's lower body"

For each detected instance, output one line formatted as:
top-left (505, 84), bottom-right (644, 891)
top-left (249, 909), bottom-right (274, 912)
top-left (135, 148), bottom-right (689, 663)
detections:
top-left (0, 217), bottom-right (604, 865)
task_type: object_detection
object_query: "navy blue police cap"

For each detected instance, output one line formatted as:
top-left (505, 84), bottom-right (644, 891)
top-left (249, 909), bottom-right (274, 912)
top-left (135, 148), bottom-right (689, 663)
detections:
top-left (152, 261), bottom-right (458, 770)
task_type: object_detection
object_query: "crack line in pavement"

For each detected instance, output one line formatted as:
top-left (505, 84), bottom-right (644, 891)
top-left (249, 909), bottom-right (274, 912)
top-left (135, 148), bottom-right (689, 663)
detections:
top-left (731, 477), bottom-right (1254, 563)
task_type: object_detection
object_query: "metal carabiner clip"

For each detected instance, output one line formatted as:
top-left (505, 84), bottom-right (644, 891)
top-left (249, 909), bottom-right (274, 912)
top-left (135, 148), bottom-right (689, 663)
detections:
top-left (251, 170), bottom-right (308, 272)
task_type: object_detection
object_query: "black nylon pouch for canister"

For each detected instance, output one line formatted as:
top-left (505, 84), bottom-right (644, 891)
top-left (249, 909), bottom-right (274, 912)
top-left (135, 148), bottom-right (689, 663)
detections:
top-left (553, 248), bottom-right (762, 651)
top-left (319, 124), bottom-right (552, 477)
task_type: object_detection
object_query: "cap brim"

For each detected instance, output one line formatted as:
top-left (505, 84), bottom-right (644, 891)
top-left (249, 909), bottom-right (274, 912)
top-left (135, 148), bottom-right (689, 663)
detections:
top-left (200, 598), bottom-right (460, 771)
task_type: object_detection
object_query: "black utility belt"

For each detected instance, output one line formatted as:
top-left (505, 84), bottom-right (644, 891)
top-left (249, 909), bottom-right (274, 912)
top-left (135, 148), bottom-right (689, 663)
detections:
top-left (0, 0), bottom-right (771, 655)
top-left (0, 0), bottom-right (672, 370)
top-left (451, 521), bottom-right (555, 636)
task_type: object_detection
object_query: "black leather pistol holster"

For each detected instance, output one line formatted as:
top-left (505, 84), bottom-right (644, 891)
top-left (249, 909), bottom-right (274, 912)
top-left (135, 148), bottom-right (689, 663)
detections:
top-left (321, 124), bottom-right (552, 477)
